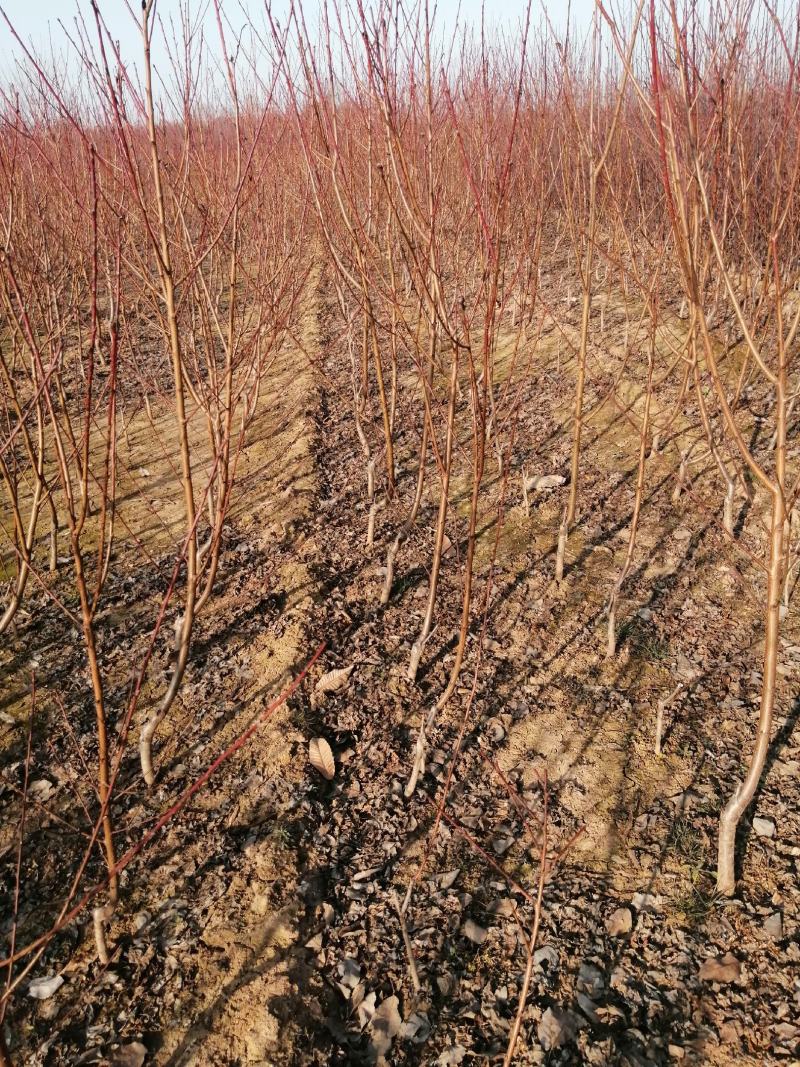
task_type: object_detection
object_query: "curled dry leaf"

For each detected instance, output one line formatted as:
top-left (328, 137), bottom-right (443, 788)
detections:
top-left (309, 737), bottom-right (336, 780)
top-left (314, 665), bottom-right (354, 694)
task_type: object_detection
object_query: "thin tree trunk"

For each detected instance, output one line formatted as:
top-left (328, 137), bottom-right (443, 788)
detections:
top-left (408, 350), bottom-right (458, 683)
top-left (716, 491), bottom-right (783, 894)
top-left (138, 2), bottom-right (198, 785)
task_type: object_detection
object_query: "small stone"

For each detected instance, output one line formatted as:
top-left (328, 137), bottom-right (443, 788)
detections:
top-left (577, 962), bottom-right (604, 998)
top-left (305, 933), bottom-right (323, 952)
top-left (110, 1044), bottom-right (147, 1067)
top-left (753, 816), bottom-right (775, 838)
top-left (538, 1006), bottom-right (580, 1051)
top-left (437, 869), bottom-right (460, 890)
top-left (763, 912), bottom-right (783, 939)
top-left (533, 945), bottom-right (559, 970)
top-left (667, 1045), bottom-right (685, 1060)
top-left (488, 898), bottom-right (515, 918)
top-left (606, 907), bottom-right (633, 936)
top-left (576, 992), bottom-right (600, 1024)
top-left (27, 975), bottom-right (64, 1000)
top-left (492, 835), bottom-right (514, 856)
top-left (699, 952), bottom-right (741, 984)
top-left (461, 919), bottom-right (488, 945)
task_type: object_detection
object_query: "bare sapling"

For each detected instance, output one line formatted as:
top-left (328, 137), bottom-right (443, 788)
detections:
top-left (0, 134), bottom-right (122, 912)
top-left (559, 2), bottom-right (645, 575)
top-left (133, 3), bottom-right (199, 784)
top-left (606, 309), bottom-right (656, 657)
top-left (642, 0), bottom-right (797, 893)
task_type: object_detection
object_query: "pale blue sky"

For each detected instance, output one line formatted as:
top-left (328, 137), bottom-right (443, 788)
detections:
top-left (0, 0), bottom-right (598, 86)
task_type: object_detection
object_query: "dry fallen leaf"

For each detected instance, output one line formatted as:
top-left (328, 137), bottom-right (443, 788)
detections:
top-left (369, 995), bottom-right (402, 1060)
top-left (314, 665), bottom-right (354, 694)
top-left (309, 737), bottom-right (335, 779)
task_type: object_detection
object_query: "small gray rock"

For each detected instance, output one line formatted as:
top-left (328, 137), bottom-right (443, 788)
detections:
top-left (492, 835), bottom-right (514, 856)
top-left (110, 1044), bottom-right (147, 1067)
top-left (763, 912), bottom-right (783, 939)
top-left (27, 975), bottom-right (64, 1000)
top-left (461, 919), bottom-right (488, 945)
top-left (577, 962), bottom-right (604, 998)
top-left (437, 869), bottom-right (460, 890)
top-left (576, 992), bottom-right (600, 1024)
top-left (533, 945), bottom-right (559, 970)
top-left (538, 1006), bottom-right (580, 1051)
top-left (753, 816), bottom-right (776, 838)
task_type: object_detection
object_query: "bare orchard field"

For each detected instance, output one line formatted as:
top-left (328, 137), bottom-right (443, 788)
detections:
top-left (1, 2), bottom-right (799, 1065)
